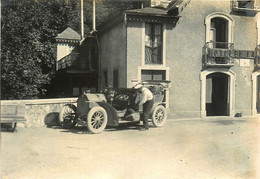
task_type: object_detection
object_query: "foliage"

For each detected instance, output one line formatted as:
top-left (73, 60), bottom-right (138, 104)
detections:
top-left (1, 0), bottom-right (140, 99)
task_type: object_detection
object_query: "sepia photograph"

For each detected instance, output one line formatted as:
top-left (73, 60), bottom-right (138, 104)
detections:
top-left (1, 0), bottom-right (260, 178)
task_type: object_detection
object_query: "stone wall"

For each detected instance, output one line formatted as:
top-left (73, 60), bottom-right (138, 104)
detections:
top-left (1, 98), bottom-right (77, 127)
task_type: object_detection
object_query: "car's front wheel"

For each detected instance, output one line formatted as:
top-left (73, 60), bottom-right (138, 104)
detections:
top-left (87, 106), bottom-right (108, 134)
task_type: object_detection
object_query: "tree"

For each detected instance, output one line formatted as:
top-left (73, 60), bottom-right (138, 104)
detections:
top-left (1, 0), bottom-right (81, 99)
top-left (1, 0), bottom-right (140, 99)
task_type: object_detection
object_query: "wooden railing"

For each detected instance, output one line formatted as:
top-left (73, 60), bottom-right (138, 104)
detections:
top-left (57, 52), bottom-right (80, 70)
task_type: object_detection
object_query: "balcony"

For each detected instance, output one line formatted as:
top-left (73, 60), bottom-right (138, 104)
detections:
top-left (145, 42), bottom-right (163, 65)
top-left (57, 52), bottom-right (80, 70)
top-left (231, 0), bottom-right (260, 12)
top-left (203, 42), bottom-right (235, 67)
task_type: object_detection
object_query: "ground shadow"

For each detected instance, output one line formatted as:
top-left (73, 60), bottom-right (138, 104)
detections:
top-left (49, 122), bottom-right (155, 134)
top-left (105, 122), bottom-right (141, 132)
top-left (44, 112), bottom-right (60, 127)
top-left (207, 119), bottom-right (247, 126)
top-left (1, 123), bottom-right (17, 132)
top-left (59, 126), bottom-right (90, 134)
top-left (58, 123), bottom-right (142, 134)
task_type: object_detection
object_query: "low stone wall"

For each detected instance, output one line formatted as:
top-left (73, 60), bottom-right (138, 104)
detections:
top-left (1, 98), bottom-right (77, 127)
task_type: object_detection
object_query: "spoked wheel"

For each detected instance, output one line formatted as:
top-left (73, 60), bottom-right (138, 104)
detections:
top-left (59, 104), bottom-right (77, 129)
top-left (152, 105), bottom-right (167, 127)
top-left (87, 106), bottom-right (108, 134)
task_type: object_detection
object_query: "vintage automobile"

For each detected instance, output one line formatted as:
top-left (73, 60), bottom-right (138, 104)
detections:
top-left (59, 80), bottom-right (170, 134)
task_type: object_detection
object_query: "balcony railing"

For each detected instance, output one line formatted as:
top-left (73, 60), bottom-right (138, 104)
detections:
top-left (145, 42), bottom-right (163, 65)
top-left (231, 0), bottom-right (260, 12)
top-left (203, 42), bottom-right (235, 67)
top-left (57, 52), bottom-right (80, 70)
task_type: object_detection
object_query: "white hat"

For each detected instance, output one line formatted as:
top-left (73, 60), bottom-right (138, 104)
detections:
top-left (134, 84), bottom-right (143, 89)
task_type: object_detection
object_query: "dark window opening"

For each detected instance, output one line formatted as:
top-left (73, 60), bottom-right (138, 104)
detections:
top-left (113, 69), bottom-right (119, 88)
top-left (211, 18), bottom-right (228, 49)
top-left (141, 70), bottom-right (166, 81)
top-left (103, 71), bottom-right (108, 86)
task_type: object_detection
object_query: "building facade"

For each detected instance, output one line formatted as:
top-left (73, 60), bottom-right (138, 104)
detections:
top-left (54, 28), bottom-right (98, 97)
top-left (98, 0), bottom-right (260, 119)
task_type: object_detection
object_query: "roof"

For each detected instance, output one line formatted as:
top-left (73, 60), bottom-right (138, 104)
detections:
top-left (167, 0), bottom-right (183, 9)
top-left (55, 27), bottom-right (81, 42)
top-left (167, 0), bottom-right (190, 14)
top-left (125, 7), bottom-right (179, 24)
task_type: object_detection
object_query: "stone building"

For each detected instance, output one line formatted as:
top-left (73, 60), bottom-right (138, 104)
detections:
top-left (97, 0), bottom-right (260, 119)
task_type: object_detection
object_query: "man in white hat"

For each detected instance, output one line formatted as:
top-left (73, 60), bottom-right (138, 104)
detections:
top-left (134, 84), bottom-right (154, 131)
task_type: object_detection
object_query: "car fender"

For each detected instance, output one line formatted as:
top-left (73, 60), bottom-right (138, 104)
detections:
top-left (96, 102), bottom-right (119, 127)
top-left (149, 102), bottom-right (164, 118)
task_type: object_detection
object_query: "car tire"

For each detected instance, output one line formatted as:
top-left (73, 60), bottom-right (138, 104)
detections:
top-left (152, 105), bottom-right (167, 127)
top-left (87, 106), bottom-right (108, 134)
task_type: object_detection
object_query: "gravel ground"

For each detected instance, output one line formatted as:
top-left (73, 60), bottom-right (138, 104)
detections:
top-left (1, 118), bottom-right (260, 179)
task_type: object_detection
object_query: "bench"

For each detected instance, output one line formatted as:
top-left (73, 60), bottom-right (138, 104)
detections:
top-left (1, 104), bottom-right (26, 132)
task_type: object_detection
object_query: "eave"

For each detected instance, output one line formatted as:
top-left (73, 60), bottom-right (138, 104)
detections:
top-left (56, 38), bottom-right (81, 43)
top-left (125, 12), bottom-right (180, 24)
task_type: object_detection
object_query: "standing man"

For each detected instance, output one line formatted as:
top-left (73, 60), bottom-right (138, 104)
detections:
top-left (134, 84), bottom-right (154, 131)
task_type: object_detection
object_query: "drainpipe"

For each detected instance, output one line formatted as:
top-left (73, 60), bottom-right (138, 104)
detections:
top-left (80, 0), bottom-right (84, 43)
top-left (91, 0), bottom-right (101, 91)
top-left (93, 0), bottom-right (96, 31)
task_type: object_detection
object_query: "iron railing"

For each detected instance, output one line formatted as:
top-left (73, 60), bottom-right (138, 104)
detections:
top-left (203, 42), bottom-right (235, 67)
top-left (231, 0), bottom-right (260, 12)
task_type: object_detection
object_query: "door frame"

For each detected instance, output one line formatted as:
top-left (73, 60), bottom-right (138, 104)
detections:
top-left (252, 71), bottom-right (260, 116)
top-left (200, 68), bottom-right (236, 118)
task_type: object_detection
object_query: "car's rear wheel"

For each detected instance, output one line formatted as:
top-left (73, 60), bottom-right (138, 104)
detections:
top-left (59, 104), bottom-right (77, 129)
top-left (152, 105), bottom-right (167, 127)
top-left (87, 106), bottom-right (108, 134)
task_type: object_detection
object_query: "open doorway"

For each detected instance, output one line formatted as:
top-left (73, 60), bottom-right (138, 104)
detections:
top-left (257, 75), bottom-right (260, 113)
top-left (206, 72), bottom-right (230, 116)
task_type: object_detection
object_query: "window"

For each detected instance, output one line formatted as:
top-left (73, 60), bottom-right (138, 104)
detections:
top-left (145, 23), bottom-right (163, 64)
top-left (141, 70), bottom-right (166, 81)
top-left (113, 69), bottom-right (119, 88)
top-left (210, 18), bottom-right (228, 48)
top-left (232, 0), bottom-right (260, 11)
top-left (237, 0), bottom-right (258, 9)
top-left (73, 87), bottom-right (80, 96)
top-left (205, 13), bottom-right (234, 44)
top-left (204, 13), bottom-right (235, 66)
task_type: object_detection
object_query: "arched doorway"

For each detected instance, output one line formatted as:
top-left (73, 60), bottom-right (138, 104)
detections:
top-left (252, 72), bottom-right (260, 116)
top-left (257, 75), bottom-right (260, 114)
top-left (200, 68), bottom-right (235, 118)
top-left (206, 72), bottom-right (230, 116)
